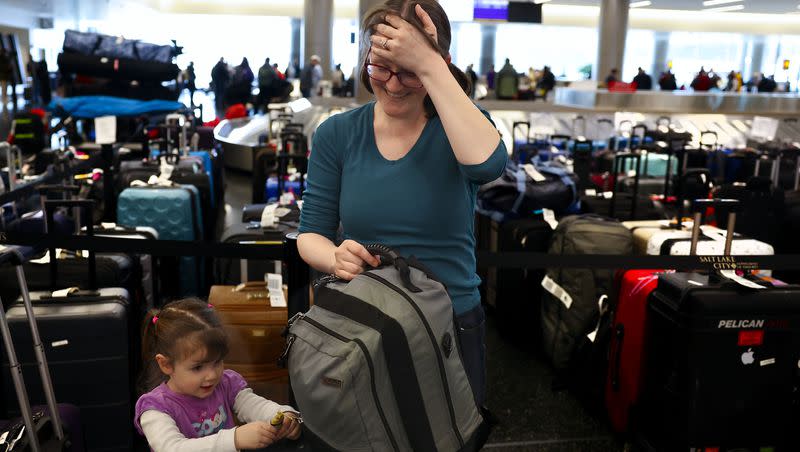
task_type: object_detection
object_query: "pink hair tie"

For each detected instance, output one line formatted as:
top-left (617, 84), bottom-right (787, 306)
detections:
top-left (208, 303), bottom-right (214, 309)
top-left (151, 315), bottom-right (158, 324)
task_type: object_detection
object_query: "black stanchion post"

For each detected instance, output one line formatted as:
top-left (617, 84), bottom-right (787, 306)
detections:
top-left (101, 143), bottom-right (115, 221)
top-left (283, 231), bottom-right (309, 407)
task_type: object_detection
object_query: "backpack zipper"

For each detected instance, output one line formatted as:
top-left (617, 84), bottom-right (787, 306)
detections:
top-left (283, 314), bottom-right (400, 452)
top-left (363, 272), bottom-right (465, 448)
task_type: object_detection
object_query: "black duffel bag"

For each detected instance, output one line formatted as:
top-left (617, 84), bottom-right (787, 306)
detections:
top-left (477, 160), bottom-right (578, 221)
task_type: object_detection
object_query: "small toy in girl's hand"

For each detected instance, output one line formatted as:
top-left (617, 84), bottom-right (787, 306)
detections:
top-left (270, 411), bottom-right (284, 427)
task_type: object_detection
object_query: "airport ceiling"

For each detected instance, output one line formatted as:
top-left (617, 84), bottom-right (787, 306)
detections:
top-left (547, 0), bottom-right (800, 15)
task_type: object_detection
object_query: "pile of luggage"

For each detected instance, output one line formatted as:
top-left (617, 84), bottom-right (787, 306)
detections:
top-left (57, 30), bottom-right (182, 101)
top-left (477, 116), bottom-right (800, 450)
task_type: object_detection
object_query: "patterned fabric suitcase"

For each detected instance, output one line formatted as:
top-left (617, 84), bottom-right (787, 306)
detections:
top-left (208, 282), bottom-right (289, 404)
top-left (117, 185), bottom-right (204, 296)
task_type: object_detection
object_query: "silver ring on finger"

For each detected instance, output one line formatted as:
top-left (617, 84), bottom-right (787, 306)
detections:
top-left (382, 38), bottom-right (389, 50)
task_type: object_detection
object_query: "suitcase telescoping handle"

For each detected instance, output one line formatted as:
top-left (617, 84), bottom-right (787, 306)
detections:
top-left (688, 198), bottom-right (741, 256)
top-left (512, 121), bottom-right (531, 143)
top-left (44, 199), bottom-right (96, 291)
top-left (631, 124), bottom-right (647, 150)
top-left (610, 152), bottom-right (642, 220)
top-left (0, 247), bottom-right (65, 451)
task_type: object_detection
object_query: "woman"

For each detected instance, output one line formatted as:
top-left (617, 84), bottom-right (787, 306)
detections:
top-left (297, 0), bottom-right (507, 407)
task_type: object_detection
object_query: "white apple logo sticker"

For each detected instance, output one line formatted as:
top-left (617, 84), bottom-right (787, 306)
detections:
top-left (741, 348), bottom-right (755, 365)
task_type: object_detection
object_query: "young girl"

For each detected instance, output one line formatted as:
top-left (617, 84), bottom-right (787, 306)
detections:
top-left (134, 299), bottom-right (302, 451)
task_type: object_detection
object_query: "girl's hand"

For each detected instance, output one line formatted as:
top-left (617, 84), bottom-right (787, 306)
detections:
top-left (234, 421), bottom-right (278, 449)
top-left (276, 412), bottom-right (303, 440)
top-left (369, 4), bottom-right (442, 76)
top-left (332, 239), bottom-right (380, 280)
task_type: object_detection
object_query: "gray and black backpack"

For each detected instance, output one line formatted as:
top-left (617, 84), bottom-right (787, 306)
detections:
top-left (282, 245), bottom-right (489, 451)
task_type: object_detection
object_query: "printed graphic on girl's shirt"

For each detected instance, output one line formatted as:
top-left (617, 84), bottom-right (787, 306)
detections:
top-left (194, 405), bottom-right (228, 436)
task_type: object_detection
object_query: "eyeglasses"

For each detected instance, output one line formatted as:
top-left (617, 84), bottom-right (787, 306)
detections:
top-left (366, 53), bottom-right (422, 88)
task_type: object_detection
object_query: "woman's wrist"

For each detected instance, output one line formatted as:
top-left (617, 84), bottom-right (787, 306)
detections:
top-left (416, 53), bottom-right (449, 81)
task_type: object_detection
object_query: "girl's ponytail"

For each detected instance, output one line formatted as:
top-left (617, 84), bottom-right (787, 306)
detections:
top-left (136, 307), bottom-right (162, 396)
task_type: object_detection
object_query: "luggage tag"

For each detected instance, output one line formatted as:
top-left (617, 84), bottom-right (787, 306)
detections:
top-left (541, 275), bottom-right (573, 309)
top-left (542, 208), bottom-right (558, 230)
top-left (260, 204), bottom-right (278, 228)
top-left (266, 273), bottom-right (287, 307)
top-left (522, 164), bottom-right (546, 182)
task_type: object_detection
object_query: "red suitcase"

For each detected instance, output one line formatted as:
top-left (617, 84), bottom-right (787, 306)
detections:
top-left (605, 268), bottom-right (664, 433)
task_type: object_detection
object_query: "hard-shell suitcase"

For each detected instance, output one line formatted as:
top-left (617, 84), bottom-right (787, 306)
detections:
top-left (604, 269), bottom-right (662, 434)
top-left (1, 201), bottom-right (132, 452)
top-left (0, 246), bottom-right (82, 452)
top-left (208, 282), bottom-right (289, 404)
top-left (639, 199), bottom-right (800, 451)
top-left (213, 222), bottom-right (292, 285)
top-left (117, 185), bottom-right (204, 296)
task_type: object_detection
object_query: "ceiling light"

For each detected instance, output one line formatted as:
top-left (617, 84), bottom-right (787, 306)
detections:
top-left (630, 1), bottom-right (652, 7)
top-left (534, 0), bottom-right (552, 3)
top-left (702, 0), bottom-right (742, 6)
top-left (704, 4), bottom-right (746, 12)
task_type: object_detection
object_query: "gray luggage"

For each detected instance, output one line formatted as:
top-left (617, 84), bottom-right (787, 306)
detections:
top-left (540, 215), bottom-right (633, 371)
top-left (283, 245), bottom-right (488, 452)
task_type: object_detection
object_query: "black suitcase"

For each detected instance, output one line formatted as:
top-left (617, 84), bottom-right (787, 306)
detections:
top-left (0, 247), bottom-right (82, 452)
top-left (639, 199), bottom-right (800, 451)
top-left (581, 152), bottom-right (667, 221)
top-left (0, 200), bottom-right (134, 452)
top-left (213, 222), bottom-right (292, 285)
top-left (483, 215), bottom-right (552, 347)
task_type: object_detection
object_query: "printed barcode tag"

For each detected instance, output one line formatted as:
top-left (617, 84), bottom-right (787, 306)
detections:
top-left (760, 358), bottom-right (776, 367)
top-left (269, 290), bottom-right (287, 308)
top-left (541, 275), bottom-right (573, 309)
top-left (522, 164), bottom-right (546, 182)
top-left (51, 340), bottom-right (69, 348)
top-left (266, 273), bottom-right (283, 292)
top-left (542, 209), bottom-right (558, 230)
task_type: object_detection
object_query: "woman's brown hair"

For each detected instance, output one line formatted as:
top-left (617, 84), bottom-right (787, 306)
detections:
top-left (359, 0), bottom-right (471, 118)
top-left (136, 298), bottom-right (228, 395)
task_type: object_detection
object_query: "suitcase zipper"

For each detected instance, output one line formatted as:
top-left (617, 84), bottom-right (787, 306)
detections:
top-left (363, 272), bottom-right (465, 448)
top-left (288, 315), bottom-right (400, 452)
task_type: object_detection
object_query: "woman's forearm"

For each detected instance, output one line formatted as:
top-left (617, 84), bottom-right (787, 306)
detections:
top-left (418, 58), bottom-right (501, 165)
top-left (297, 232), bottom-right (337, 274)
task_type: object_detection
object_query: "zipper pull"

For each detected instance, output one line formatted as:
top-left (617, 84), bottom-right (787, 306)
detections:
top-left (277, 334), bottom-right (296, 368)
top-left (282, 312), bottom-right (305, 337)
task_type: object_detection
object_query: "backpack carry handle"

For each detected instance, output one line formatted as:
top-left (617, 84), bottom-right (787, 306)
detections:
top-left (364, 244), bottom-right (424, 293)
top-left (656, 116), bottom-right (671, 128)
top-left (689, 198), bottom-right (741, 256)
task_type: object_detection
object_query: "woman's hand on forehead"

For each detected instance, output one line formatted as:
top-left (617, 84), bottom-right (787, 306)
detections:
top-left (369, 5), bottom-right (442, 77)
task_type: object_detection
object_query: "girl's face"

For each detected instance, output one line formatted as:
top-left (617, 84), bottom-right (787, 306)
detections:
top-left (367, 49), bottom-right (428, 118)
top-left (161, 346), bottom-right (224, 399)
